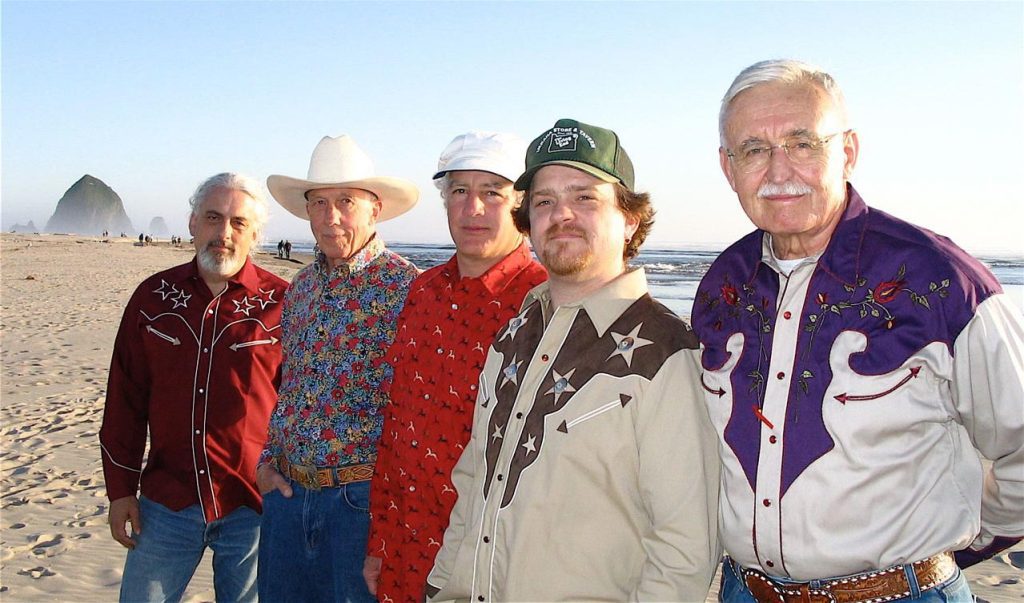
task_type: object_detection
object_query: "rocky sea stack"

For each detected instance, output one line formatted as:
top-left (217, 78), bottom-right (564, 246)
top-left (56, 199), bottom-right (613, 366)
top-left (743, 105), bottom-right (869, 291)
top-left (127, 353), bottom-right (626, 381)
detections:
top-left (45, 175), bottom-right (133, 235)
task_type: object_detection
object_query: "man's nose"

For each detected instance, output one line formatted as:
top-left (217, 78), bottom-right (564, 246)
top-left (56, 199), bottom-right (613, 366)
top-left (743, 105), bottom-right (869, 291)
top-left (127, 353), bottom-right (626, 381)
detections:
top-left (765, 145), bottom-right (796, 181)
top-left (467, 193), bottom-right (485, 216)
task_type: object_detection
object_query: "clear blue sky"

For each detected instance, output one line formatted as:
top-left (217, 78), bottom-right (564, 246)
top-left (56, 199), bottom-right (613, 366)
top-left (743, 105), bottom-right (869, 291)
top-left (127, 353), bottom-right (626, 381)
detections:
top-left (3, 1), bottom-right (1022, 253)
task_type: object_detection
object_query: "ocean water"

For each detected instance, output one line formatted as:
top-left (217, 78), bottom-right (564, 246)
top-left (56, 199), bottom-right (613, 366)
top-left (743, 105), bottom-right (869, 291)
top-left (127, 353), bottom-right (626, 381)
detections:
top-left (264, 241), bottom-right (1023, 318)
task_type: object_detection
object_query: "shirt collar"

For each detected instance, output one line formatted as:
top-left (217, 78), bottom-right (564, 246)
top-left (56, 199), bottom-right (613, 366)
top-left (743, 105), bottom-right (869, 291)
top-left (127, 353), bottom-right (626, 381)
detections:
top-left (187, 255), bottom-right (262, 294)
top-left (314, 234), bottom-right (385, 277)
top-left (523, 267), bottom-right (648, 337)
top-left (760, 234), bottom-right (822, 275)
top-left (442, 242), bottom-right (540, 295)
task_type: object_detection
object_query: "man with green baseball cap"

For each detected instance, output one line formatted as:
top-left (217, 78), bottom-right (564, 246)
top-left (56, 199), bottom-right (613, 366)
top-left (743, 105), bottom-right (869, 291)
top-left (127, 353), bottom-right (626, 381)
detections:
top-left (427, 119), bottom-right (721, 602)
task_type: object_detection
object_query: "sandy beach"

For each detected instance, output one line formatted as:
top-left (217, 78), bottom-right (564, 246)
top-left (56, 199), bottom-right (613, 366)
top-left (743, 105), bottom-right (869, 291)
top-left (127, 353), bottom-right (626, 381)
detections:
top-left (1, 233), bottom-right (1021, 602)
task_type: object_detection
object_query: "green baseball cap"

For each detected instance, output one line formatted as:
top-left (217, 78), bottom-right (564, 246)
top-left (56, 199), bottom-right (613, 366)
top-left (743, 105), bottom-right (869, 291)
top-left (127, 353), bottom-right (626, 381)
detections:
top-left (514, 118), bottom-right (635, 192)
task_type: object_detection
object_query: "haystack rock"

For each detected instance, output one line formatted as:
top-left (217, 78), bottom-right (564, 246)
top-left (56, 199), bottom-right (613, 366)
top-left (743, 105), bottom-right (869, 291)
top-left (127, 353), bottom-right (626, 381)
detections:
top-left (45, 175), bottom-right (133, 235)
top-left (9, 220), bottom-right (38, 233)
top-left (148, 217), bottom-right (169, 236)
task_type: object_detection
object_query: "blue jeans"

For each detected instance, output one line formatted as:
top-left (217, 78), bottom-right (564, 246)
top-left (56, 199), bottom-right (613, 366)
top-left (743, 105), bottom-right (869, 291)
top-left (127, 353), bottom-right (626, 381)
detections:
top-left (120, 496), bottom-right (259, 603)
top-left (257, 480), bottom-right (374, 603)
top-left (719, 556), bottom-right (973, 602)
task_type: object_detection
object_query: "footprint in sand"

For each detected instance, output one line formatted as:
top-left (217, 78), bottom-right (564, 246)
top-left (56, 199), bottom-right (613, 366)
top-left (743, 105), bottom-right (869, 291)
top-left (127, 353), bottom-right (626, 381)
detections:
top-left (1009, 551), bottom-right (1024, 569)
top-left (17, 566), bottom-right (56, 579)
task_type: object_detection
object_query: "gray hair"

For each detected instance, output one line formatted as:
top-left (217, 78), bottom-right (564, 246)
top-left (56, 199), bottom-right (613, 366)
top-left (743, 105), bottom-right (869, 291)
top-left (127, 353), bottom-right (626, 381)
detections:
top-left (719, 59), bottom-right (850, 145)
top-left (188, 172), bottom-right (270, 247)
top-left (436, 172), bottom-right (525, 208)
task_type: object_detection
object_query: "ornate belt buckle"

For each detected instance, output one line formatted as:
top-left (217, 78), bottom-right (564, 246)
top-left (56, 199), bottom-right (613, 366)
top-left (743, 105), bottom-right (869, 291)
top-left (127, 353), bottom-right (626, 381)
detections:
top-left (296, 464), bottom-right (320, 491)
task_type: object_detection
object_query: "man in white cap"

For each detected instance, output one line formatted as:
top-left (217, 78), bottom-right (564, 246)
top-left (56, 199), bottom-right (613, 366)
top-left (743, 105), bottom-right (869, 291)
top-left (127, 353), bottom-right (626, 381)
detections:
top-left (362, 131), bottom-right (547, 602)
top-left (257, 135), bottom-right (419, 602)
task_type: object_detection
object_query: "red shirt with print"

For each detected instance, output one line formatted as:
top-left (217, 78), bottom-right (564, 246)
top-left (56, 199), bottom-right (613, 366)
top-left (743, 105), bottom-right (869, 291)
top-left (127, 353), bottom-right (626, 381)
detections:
top-left (368, 243), bottom-right (546, 602)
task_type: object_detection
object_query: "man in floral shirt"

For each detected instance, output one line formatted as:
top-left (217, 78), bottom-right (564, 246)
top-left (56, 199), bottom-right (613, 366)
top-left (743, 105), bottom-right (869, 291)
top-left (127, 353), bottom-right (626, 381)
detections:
top-left (693, 59), bottom-right (1024, 602)
top-left (363, 131), bottom-right (547, 602)
top-left (257, 135), bottom-right (419, 602)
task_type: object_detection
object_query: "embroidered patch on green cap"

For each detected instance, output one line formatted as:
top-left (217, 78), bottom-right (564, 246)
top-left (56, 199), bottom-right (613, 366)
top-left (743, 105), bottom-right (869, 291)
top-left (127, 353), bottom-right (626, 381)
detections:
top-left (514, 118), bottom-right (635, 192)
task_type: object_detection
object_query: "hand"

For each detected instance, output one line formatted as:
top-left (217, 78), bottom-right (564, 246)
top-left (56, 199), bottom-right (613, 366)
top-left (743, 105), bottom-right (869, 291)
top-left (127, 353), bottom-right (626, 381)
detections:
top-left (256, 464), bottom-right (293, 498)
top-left (363, 555), bottom-right (383, 595)
top-left (108, 495), bottom-right (141, 549)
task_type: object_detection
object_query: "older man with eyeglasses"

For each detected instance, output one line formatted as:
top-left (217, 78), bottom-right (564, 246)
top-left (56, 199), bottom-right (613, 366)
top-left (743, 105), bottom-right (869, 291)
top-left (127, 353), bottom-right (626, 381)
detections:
top-left (692, 59), bottom-right (1024, 602)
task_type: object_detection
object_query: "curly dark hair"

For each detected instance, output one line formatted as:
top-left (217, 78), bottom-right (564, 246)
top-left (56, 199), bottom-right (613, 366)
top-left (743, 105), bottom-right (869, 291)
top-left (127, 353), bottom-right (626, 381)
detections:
top-left (513, 183), bottom-right (654, 260)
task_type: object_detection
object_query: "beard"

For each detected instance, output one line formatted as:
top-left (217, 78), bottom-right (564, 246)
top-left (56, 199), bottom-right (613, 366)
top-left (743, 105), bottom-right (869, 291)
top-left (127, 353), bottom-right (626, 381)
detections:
top-left (539, 226), bottom-right (593, 276)
top-left (197, 242), bottom-right (245, 278)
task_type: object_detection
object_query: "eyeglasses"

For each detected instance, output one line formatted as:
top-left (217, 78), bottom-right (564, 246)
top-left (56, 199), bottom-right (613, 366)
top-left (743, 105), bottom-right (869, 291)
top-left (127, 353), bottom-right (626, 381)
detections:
top-left (726, 131), bottom-right (847, 174)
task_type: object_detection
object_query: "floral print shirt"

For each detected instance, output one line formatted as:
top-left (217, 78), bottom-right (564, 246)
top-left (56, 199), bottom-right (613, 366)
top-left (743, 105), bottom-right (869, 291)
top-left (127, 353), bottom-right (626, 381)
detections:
top-left (260, 236), bottom-right (417, 468)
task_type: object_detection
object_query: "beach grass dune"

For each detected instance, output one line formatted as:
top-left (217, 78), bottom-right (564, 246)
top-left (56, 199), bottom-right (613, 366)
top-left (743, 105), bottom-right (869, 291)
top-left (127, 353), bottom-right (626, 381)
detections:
top-left (1, 233), bottom-right (1020, 602)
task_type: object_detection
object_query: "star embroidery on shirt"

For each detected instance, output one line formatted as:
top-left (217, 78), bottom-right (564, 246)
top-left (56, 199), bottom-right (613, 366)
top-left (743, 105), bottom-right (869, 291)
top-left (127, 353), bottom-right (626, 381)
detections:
top-left (491, 423), bottom-right (504, 441)
top-left (499, 315), bottom-right (528, 342)
top-left (500, 354), bottom-right (523, 389)
top-left (171, 289), bottom-right (191, 309)
top-left (544, 368), bottom-right (577, 405)
top-left (521, 434), bottom-right (537, 455)
top-left (233, 296), bottom-right (255, 316)
top-left (253, 288), bottom-right (279, 309)
top-left (607, 323), bottom-right (654, 367)
top-left (153, 279), bottom-right (178, 300)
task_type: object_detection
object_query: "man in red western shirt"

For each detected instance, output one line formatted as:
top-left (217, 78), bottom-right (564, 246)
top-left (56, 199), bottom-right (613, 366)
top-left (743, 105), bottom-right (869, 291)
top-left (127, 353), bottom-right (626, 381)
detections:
top-left (363, 132), bottom-right (547, 602)
top-left (100, 173), bottom-right (288, 602)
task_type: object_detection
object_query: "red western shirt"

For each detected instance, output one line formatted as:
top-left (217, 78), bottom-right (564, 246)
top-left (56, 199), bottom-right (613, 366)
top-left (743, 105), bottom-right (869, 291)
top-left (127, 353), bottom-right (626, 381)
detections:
top-left (368, 243), bottom-right (546, 602)
top-left (100, 257), bottom-right (287, 523)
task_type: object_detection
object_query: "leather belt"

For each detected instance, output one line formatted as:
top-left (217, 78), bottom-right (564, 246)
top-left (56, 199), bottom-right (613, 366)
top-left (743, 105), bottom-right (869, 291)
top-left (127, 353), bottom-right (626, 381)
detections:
top-left (277, 457), bottom-right (373, 491)
top-left (739, 552), bottom-right (958, 603)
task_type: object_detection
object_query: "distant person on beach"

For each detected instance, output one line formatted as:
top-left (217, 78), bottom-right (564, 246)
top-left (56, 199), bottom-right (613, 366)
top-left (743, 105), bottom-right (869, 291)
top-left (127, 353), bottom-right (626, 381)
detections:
top-left (100, 172), bottom-right (288, 602)
top-left (362, 131), bottom-right (547, 601)
top-left (277, 239), bottom-right (284, 258)
top-left (284, 239), bottom-right (292, 259)
top-left (258, 134), bottom-right (419, 602)
top-left (692, 59), bottom-right (1024, 603)
top-left (426, 119), bottom-right (720, 601)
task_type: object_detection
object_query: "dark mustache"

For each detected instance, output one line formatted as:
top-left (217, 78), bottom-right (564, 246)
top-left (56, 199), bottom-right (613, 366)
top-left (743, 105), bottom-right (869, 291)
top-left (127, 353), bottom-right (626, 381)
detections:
top-left (544, 225), bottom-right (587, 238)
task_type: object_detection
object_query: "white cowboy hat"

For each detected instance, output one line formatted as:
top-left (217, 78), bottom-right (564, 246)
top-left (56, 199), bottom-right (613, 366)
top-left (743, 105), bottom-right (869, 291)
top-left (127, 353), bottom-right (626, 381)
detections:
top-left (267, 135), bottom-right (419, 221)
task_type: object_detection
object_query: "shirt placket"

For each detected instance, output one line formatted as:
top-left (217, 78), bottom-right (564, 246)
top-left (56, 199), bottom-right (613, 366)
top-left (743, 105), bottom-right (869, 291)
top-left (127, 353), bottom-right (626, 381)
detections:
top-left (473, 305), bottom-right (574, 602)
top-left (753, 265), bottom-right (814, 574)
top-left (193, 290), bottom-right (223, 520)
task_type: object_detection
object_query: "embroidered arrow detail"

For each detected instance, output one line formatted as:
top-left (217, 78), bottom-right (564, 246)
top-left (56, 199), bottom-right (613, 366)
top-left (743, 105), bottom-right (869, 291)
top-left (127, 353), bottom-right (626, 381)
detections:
top-left (700, 373), bottom-right (726, 398)
top-left (146, 325), bottom-right (180, 345)
top-left (229, 337), bottom-right (279, 351)
top-left (834, 366), bottom-right (922, 404)
top-left (557, 394), bottom-right (632, 433)
top-left (752, 405), bottom-right (774, 429)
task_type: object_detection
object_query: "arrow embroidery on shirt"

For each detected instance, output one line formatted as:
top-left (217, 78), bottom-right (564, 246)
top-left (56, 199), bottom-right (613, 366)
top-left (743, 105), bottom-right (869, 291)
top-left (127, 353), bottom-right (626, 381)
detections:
top-left (229, 336), bottom-right (279, 351)
top-left (557, 394), bottom-right (632, 433)
top-left (700, 373), bottom-right (726, 398)
top-left (834, 366), bottom-right (922, 404)
top-left (146, 325), bottom-right (181, 345)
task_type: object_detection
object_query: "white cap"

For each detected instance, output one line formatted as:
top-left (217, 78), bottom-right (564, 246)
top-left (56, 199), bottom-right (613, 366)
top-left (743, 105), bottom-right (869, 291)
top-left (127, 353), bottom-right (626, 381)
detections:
top-left (432, 131), bottom-right (527, 189)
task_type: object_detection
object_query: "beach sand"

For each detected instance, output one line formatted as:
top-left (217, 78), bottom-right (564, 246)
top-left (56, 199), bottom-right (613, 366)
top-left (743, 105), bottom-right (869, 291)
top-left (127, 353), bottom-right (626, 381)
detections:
top-left (1, 233), bottom-right (1021, 602)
